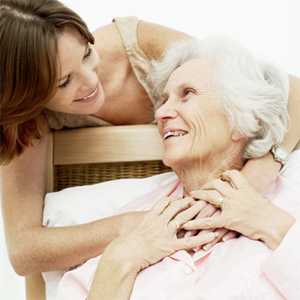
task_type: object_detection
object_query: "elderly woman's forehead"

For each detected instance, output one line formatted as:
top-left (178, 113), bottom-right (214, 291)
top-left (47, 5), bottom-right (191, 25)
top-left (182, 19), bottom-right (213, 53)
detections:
top-left (166, 59), bottom-right (213, 88)
top-left (181, 59), bottom-right (211, 72)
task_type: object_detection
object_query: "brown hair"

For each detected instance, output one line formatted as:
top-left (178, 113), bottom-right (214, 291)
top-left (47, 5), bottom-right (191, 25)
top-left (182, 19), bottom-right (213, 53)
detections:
top-left (0, 0), bottom-right (94, 164)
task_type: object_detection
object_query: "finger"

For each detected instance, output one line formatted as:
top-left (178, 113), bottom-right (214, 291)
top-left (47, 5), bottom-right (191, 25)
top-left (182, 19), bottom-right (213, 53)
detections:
top-left (184, 230), bottom-right (198, 238)
top-left (193, 210), bottom-right (221, 252)
top-left (176, 232), bottom-right (219, 251)
top-left (171, 201), bottom-right (207, 227)
top-left (193, 210), bottom-right (222, 251)
top-left (188, 204), bottom-right (218, 241)
top-left (202, 228), bottom-right (228, 251)
top-left (183, 215), bottom-right (225, 230)
top-left (221, 170), bottom-right (246, 189)
top-left (151, 196), bottom-right (173, 215)
top-left (195, 203), bottom-right (217, 218)
top-left (222, 230), bottom-right (239, 242)
top-left (190, 190), bottom-right (224, 208)
top-left (187, 204), bottom-right (218, 239)
top-left (193, 179), bottom-right (232, 196)
top-left (192, 229), bottom-right (214, 251)
top-left (162, 197), bottom-right (194, 223)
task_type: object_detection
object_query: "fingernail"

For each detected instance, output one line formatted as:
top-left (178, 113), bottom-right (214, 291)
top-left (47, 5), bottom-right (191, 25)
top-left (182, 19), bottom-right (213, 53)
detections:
top-left (203, 244), bottom-right (212, 251)
top-left (213, 232), bottom-right (220, 238)
top-left (206, 232), bottom-right (218, 240)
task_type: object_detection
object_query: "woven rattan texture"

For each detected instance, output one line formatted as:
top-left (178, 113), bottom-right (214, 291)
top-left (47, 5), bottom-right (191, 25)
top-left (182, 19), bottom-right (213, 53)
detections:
top-left (54, 160), bottom-right (171, 191)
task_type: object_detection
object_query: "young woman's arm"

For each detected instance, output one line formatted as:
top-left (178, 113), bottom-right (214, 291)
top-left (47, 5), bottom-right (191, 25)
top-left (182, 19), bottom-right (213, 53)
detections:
top-left (1, 127), bottom-right (144, 276)
top-left (137, 20), bottom-right (191, 59)
top-left (241, 75), bottom-right (300, 193)
top-left (281, 75), bottom-right (300, 151)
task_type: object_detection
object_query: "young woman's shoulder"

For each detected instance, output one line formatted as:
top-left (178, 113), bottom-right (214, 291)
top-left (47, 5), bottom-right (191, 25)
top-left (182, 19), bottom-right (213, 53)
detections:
top-left (137, 20), bottom-right (191, 60)
top-left (93, 19), bottom-right (191, 61)
top-left (92, 22), bottom-right (128, 61)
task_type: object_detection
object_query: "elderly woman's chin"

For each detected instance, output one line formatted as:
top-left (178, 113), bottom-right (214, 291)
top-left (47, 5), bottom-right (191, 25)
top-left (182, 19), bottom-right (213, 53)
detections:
top-left (162, 146), bottom-right (193, 170)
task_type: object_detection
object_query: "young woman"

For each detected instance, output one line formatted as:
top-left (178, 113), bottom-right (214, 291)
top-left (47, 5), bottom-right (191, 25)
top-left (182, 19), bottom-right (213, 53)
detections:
top-left (1, 0), bottom-right (300, 277)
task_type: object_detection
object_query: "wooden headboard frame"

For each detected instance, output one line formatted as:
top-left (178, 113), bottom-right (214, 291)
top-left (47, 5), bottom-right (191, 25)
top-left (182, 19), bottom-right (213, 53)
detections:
top-left (26, 124), bottom-right (166, 300)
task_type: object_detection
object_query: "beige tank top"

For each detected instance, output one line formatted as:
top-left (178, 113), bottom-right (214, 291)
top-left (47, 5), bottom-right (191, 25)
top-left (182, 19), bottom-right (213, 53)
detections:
top-left (45, 16), bottom-right (158, 130)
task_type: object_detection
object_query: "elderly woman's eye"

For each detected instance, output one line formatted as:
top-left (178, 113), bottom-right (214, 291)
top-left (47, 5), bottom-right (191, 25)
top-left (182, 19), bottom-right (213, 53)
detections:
top-left (183, 88), bottom-right (196, 97)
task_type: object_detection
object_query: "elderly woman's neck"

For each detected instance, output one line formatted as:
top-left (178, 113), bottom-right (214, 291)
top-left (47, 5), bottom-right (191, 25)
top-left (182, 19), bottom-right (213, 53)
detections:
top-left (174, 146), bottom-right (245, 194)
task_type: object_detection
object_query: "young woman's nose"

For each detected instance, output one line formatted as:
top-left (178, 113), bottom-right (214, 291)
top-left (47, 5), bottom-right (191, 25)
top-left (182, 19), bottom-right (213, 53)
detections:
top-left (79, 66), bottom-right (98, 92)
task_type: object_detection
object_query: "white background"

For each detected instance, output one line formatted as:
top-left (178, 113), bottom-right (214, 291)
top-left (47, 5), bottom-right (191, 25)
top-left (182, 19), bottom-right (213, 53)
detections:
top-left (1, 0), bottom-right (299, 299)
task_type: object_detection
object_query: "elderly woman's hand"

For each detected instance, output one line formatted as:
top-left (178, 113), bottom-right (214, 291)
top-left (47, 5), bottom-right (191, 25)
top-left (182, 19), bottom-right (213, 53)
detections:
top-left (183, 170), bottom-right (295, 249)
top-left (107, 196), bottom-right (218, 272)
top-left (183, 201), bottom-right (238, 251)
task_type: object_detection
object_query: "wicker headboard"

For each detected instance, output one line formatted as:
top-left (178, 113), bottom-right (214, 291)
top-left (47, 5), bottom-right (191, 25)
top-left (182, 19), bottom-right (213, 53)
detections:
top-left (27, 124), bottom-right (170, 300)
top-left (48, 124), bottom-right (170, 192)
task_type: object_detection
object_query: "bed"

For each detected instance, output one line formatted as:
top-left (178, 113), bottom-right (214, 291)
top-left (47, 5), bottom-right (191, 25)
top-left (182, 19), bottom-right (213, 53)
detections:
top-left (25, 124), bottom-right (170, 300)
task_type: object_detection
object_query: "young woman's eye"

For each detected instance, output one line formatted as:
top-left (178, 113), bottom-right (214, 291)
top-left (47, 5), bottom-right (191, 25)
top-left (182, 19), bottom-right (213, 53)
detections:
top-left (83, 46), bottom-right (92, 59)
top-left (58, 75), bottom-right (71, 89)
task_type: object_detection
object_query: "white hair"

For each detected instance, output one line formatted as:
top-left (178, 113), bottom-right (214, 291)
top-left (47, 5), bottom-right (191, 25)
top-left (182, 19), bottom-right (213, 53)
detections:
top-left (149, 37), bottom-right (289, 159)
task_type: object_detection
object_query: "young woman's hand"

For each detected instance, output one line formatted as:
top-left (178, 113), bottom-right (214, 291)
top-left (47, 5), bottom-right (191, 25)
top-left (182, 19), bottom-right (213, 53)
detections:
top-left (241, 154), bottom-right (280, 193)
top-left (183, 170), bottom-right (295, 249)
top-left (106, 196), bottom-right (218, 272)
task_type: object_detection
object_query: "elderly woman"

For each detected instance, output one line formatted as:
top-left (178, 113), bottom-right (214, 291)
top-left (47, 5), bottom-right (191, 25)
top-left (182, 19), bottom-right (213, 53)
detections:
top-left (43, 38), bottom-right (300, 300)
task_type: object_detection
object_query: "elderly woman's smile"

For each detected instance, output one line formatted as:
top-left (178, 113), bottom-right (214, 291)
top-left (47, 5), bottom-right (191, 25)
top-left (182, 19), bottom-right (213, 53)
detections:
top-left (162, 129), bottom-right (188, 140)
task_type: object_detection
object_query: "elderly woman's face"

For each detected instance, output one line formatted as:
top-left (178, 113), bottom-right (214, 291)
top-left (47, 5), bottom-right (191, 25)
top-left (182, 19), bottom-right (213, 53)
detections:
top-left (155, 59), bottom-right (234, 168)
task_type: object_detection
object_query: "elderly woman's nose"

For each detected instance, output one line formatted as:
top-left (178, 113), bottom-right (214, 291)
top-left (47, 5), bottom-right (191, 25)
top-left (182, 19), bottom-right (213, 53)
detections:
top-left (155, 103), bottom-right (177, 121)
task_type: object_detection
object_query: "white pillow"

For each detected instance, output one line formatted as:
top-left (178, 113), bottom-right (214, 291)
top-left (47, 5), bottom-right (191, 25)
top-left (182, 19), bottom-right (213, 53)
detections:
top-left (43, 172), bottom-right (176, 228)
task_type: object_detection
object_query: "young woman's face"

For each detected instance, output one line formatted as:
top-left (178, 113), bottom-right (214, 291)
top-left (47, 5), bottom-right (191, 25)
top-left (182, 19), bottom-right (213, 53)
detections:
top-left (45, 28), bottom-right (105, 115)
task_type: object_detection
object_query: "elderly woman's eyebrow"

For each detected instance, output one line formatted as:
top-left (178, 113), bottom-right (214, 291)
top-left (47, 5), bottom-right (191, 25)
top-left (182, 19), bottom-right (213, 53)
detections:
top-left (177, 82), bottom-right (195, 91)
top-left (161, 82), bottom-right (196, 101)
top-left (161, 92), bottom-right (169, 102)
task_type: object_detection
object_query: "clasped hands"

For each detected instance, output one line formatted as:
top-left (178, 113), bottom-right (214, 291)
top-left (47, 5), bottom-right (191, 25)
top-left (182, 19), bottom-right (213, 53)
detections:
top-left (183, 169), bottom-right (270, 247)
top-left (114, 170), bottom-right (291, 272)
